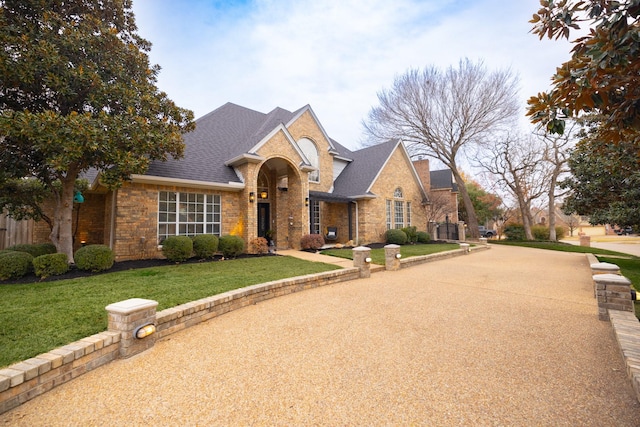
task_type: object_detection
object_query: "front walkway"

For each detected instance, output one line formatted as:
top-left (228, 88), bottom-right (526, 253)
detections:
top-left (1, 245), bottom-right (638, 425)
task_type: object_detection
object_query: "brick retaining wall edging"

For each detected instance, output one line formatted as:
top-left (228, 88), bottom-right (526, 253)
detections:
top-left (0, 266), bottom-right (359, 414)
top-left (586, 253), bottom-right (640, 403)
top-left (0, 245), bottom-right (487, 415)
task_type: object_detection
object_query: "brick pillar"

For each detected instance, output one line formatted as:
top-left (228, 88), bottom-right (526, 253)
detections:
top-left (352, 246), bottom-right (371, 278)
top-left (593, 274), bottom-right (634, 321)
top-left (384, 244), bottom-right (401, 271)
top-left (580, 235), bottom-right (591, 247)
top-left (106, 298), bottom-right (158, 358)
top-left (590, 262), bottom-right (621, 298)
top-left (457, 222), bottom-right (466, 241)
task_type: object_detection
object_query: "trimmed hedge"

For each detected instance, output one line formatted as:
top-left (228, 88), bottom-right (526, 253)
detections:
top-left (33, 253), bottom-right (69, 278)
top-left (7, 243), bottom-right (56, 258)
top-left (300, 234), bottom-right (325, 250)
top-left (219, 235), bottom-right (245, 258)
top-left (0, 251), bottom-right (34, 280)
top-left (505, 224), bottom-right (567, 241)
top-left (416, 231), bottom-right (430, 243)
top-left (192, 234), bottom-right (219, 259)
top-left (162, 236), bottom-right (194, 262)
top-left (386, 229), bottom-right (408, 245)
top-left (75, 244), bottom-right (115, 272)
top-left (401, 226), bottom-right (418, 243)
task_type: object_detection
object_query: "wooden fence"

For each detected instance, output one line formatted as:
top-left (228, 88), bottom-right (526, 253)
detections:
top-left (0, 212), bottom-right (33, 250)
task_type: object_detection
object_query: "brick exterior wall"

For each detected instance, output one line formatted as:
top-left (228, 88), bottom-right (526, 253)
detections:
top-left (357, 147), bottom-right (428, 244)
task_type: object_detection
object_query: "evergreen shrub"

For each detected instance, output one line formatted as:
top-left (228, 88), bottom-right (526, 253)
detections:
top-left (386, 229), bottom-right (408, 245)
top-left (75, 244), bottom-right (115, 272)
top-left (219, 235), bottom-right (245, 258)
top-left (33, 253), bottom-right (69, 278)
top-left (416, 231), bottom-right (431, 243)
top-left (0, 251), bottom-right (34, 280)
top-left (161, 236), bottom-right (193, 262)
top-left (192, 234), bottom-right (219, 259)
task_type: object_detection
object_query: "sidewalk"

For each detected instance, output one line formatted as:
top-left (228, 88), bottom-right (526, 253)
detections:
top-left (1, 245), bottom-right (638, 425)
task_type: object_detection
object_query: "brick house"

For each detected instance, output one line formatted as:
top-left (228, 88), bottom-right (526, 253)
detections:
top-left (33, 103), bottom-right (430, 260)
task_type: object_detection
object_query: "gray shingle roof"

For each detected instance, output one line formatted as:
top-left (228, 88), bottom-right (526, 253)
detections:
top-left (145, 103), bottom-right (297, 184)
top-left (332, 139), bottom-right (400, 197)
top-left (430, 169), bottom-right (458, 191)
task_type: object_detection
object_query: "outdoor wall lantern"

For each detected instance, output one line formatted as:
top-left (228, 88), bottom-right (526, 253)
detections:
top-left (305, 197), bottom-right (309, 206)
top-left (395, 253), bottom-right (402, 259)
top-left (249, 192), bottom-right (255, 203)
top-left (260, 190), bottom-right (268, 199)
top-left (73, 190), bottom-right (84, 203)
top-left (365, 257), bottom-right (372, 263)
top-left (134, 323), bottom-right (156, 339)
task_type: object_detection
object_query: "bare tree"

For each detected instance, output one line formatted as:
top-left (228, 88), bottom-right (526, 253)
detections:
top-left (480, 134), bottom-right (551, 240)
top-left (537, 122), bottom-right (576, 241)
top-left (426, 190), bottom-right (456, 224)
top-left (363, 59), bottom-right (520, 238)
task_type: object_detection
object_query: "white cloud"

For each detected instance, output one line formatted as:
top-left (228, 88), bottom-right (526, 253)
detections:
top-left (133, 0), bottom-right (575, 150)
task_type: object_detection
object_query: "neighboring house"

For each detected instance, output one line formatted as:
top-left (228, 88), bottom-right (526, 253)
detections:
top-left (413, 160), bottom-right (459, 223)
top-left (33, 103), bottom-right (430, 260)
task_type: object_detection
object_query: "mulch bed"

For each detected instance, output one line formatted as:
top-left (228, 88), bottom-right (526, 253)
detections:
top-left (1, 253), bottom-right (277, 286)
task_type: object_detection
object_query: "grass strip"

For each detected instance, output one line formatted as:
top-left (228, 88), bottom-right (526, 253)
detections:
top-left (321, 243), bottom-right (460, 265)
top-left (490, 240), bottom-right (636, 258)
top-left (0, 256), bottom-right (339, 367)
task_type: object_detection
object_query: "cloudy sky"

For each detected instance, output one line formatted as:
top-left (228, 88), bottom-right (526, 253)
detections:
top-left (131, 0), bottom-right (574, 151)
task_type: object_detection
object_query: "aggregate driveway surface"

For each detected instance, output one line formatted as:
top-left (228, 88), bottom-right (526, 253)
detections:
top-left (2, 245), bottom-right (639, 425)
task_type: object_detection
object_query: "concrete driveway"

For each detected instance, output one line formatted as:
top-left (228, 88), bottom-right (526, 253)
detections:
top-left (1, 245), bottom-right (638, 425)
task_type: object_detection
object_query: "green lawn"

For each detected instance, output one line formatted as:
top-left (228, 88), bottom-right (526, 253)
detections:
top-left (0, 256), bottom-right (339, 368)
top-left (321, 243), bottom-right (460, 265)
top-left (490, 240), bottom-right (634, 257)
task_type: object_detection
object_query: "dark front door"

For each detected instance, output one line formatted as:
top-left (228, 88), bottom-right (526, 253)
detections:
top-left (258, 203), bottom-right (270, 238)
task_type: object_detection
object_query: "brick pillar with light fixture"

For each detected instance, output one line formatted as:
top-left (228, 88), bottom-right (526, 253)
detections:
top-left (105, 298), bottom-right (158, 358)
top-left (384, 244), bottom-right (401, 271)
top-left (352, 246), bottom-right (371, 278)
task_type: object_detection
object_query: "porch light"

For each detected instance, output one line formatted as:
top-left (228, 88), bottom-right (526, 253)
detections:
top-left (249, 192), bottom-right (255, 203)
top-left (365, 257), bottom-right (372, 263)
top-left (134, 323), bottom-right (156, 339)
top-left (395, 253), bottom-right (402, 259)
top-left (260, 190), bottom-right (268, 199)
top-left (73, 191), bottom-right (84, 203)
top-left (305, 197), bottom-right (309, 206)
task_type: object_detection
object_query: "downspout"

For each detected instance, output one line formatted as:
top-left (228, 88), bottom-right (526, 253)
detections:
top-left (109, 189), bottom-right (117, 250)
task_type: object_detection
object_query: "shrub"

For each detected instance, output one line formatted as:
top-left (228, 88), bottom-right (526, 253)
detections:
top-left (0, 251), bottom-right (34, 280)
top-left (192, 234), bottom-right (219, 259)
top-left (33, 253), bottom-right (69, 278)
top-left (75, 244), bottom-right (115, 272)
top-left (505, 224), bottom-right (568, 241)
top-left (402, 226), bottom-right (418, 243)
top-left (7, 242), bottom-right (56, 258)
top-left (416, 231), bottom-right (431, 243)
top-left (386, 229), bottom-right (408, 245)
top-left (249, 237), bottom-right (269, 254)
top-left (504, 224), bottom-right (526, 241)
top-left (161, 236), bottom-right (193, 262)
top-left (300, 234), bottom-right (325, 250)
top-left (219, 235), bottom-right (245, 258)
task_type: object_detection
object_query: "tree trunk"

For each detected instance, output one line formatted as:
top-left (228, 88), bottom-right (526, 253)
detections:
top-left (452, 169), bottom-right (480, 239)
top-left (49, 175), bottom-right (77, 264)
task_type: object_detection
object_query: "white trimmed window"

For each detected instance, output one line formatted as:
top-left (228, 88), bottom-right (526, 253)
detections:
top-left (407, 201), bottom-right (412, 226)
top-left (298, 138), bottom-right (320, 182)
top-left (394, 187), bottom-right (405, 229)
top-left (158, 191), bottom-right (221, 243)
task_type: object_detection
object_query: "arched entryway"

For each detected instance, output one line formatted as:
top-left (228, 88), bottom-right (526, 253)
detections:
top-left (254, 157), bottom-right (307, 250)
